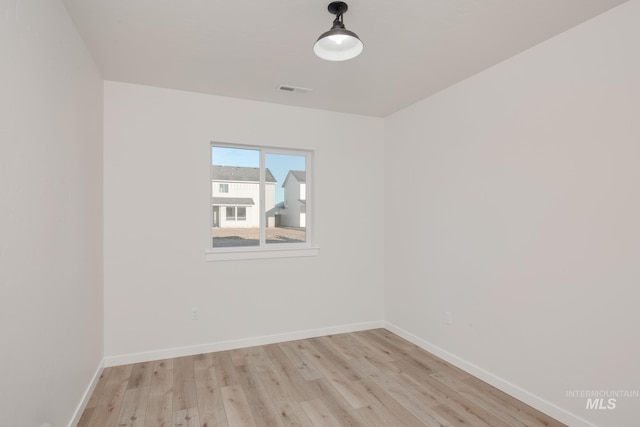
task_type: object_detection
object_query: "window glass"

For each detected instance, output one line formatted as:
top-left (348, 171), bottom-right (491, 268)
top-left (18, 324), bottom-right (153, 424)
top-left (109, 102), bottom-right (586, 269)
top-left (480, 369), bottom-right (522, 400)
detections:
top-left (212, 147), bottom-right (260, 247)
top-left (211, 144), bottom-right (311, 250)
top-left (237, 207), bottom-right (247, 221)
top-left (265, 153), bottom-right (307, 245)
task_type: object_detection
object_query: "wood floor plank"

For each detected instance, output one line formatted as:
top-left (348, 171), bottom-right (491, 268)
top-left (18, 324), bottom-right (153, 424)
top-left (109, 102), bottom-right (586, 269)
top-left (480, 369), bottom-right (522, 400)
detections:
top-left (461, 375), bottom-right (563, 427)
top-left (350, 332), bottom-right (398, 363)
top-left (256, 349), bottom-right (298, 403)
top-left (300, 398), bottom-right (343, 426)
top-left (407, 346), bottom-right (471, 381)
top-left (143, 391), bottom-right (172, 427)
top-left (272, 401), bottom-right (314, 427)
top-left (235, 363), bottom-right (285, 427)
top-left (229, 347), bottom-right (252, 367)
top-left (279, 340), bottom-right (324, 381)
top-left (194, 353), bottom-right (229, 427)
top-left (246, 345), bottom-right (277, 373)
top-left (79, 330), bottom-right (567, 427)
top-left (143, 359), bottom-right (173, 427)
top-left (301, 344), bottom-right (375, 409)
top-left (356, 401), bottom-right (412, 427)
top-left (85, 368), bottom-right (111, 410)
top-left (116, 386), bottom-right (150, 427)
top-left (212, 351), bottom-right (241, 387)
top-left (319, 334), bottom-right (362, 361)
top-left (354, 356), bottom-right (449, 426)
top-left (357, 376), bottom-right (426, 427)
top-left (173, 356), bottom-right (196, 384)
top-left (307, 378), bottom-right (367, 427)
top-left (85, 364), bottom-right (133, 427)
top-left (263, 344), bottom-right (322, 402)
top-left (173, 408), bottom-right (200, 427)
top-left (312, 337), bottom-right (365, 382)
top-left (76, 407), bottom-right (94, 427)
top-left (391, 358), bottom-right (513, 427)
top-left (78, 368), bottom-right (110, 427)
top-left (172, 356), bottom-right (199, 421)
top-left (432, 402), bottom-right (492, 427)
top-left (357, 329), bottom-right (412, 361)
top-left (367, 329), bottom-right (420, 357)
top-left (221, 384), bottom-right (258, 427)
top-left (127, 361), bottom-right (154, 390)
top-left (325, 333), bottom-right (373, 361)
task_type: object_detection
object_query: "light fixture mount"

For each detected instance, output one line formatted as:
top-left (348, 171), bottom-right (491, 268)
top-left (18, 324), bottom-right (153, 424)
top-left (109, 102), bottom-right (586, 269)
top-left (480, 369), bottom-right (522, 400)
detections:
top-left (327, 1), bottom-right (348, 16)
top-left (314, 1), bottom-right (363, 61)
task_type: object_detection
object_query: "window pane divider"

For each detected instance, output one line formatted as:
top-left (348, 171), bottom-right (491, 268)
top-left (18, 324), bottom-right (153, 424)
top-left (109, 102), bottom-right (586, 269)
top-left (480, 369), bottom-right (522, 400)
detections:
top-left (259, 150), bottom-right (266, 246)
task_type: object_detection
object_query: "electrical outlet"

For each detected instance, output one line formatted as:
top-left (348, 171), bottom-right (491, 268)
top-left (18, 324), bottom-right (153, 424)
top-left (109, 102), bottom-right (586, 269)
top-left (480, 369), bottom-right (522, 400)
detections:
top-left (191, 307), bottom-right (199, 320)
top-left (445, 311), bottom-right (452, 325)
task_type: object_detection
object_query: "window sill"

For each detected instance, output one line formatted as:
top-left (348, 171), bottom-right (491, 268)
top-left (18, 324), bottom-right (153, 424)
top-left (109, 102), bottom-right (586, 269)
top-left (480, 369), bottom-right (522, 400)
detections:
top-left (205, 246), bottom-right (319, 262)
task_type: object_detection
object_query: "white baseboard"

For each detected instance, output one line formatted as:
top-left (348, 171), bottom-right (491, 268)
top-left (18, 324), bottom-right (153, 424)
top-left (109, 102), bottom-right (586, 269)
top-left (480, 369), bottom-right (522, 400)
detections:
top-left (68, 359), bottom-right (104, 427)
top-left (383, 322), bottom-right (597, 427)
top-left (103, 320), bottom-right (385, 367)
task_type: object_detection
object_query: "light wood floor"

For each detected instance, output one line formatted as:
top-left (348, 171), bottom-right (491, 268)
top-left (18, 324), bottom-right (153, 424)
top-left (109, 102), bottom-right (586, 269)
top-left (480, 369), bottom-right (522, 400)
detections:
top-left (78, 329), bottom-right (566, 427)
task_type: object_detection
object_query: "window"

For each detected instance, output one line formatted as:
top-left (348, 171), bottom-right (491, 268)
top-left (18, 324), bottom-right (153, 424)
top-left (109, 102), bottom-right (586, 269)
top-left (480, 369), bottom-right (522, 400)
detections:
top-left (237, 207), bottom-right (247, 221)
top-left (224, 206), bottom-right (247, 221)
top-left (208, 143), bottom-right (317, 260)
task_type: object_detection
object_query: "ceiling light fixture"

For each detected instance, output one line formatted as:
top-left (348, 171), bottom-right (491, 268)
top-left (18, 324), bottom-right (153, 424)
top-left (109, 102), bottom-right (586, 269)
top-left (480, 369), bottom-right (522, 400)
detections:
top-left (313, 1), bottom-right (363, 61)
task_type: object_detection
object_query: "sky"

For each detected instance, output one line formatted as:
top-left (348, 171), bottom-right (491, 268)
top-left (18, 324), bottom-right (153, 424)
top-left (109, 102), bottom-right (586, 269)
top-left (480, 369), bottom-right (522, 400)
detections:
top-left (212, 146), bottom-right (305, 203)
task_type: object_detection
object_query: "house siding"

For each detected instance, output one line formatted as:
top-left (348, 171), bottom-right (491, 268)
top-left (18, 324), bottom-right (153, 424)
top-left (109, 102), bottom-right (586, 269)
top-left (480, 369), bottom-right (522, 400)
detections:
top-left (212, 180), bottom-right (276, 228)
top-left (281, 173), bottom-right (305, 228)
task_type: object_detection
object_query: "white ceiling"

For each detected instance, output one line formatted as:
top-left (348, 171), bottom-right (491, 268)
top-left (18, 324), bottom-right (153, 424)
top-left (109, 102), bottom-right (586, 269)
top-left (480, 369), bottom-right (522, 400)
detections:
top-left (62, 0), bottom-right (626, 117)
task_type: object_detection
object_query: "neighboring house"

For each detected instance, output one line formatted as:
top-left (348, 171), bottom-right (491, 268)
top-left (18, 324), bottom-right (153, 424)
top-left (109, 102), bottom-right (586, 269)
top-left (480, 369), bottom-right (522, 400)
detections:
top-left (212, 166), bottom-right (276, 228)
top-left (281, 170), bottom-right (306, 228)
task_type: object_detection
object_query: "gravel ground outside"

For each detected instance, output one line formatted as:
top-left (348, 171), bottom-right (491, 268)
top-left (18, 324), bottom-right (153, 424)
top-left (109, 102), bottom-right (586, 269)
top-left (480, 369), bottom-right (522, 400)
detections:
top-left (212, 226), bottom-right (305, 247)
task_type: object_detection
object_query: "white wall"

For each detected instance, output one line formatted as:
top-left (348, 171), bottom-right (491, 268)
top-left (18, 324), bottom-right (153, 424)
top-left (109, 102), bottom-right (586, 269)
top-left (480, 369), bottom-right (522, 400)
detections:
top-left (0, 1), bottom-right (103, 426)
top-left (103, 82), bottom-right (385, 361)
top-left (384, 1), bottom-right (640, 426)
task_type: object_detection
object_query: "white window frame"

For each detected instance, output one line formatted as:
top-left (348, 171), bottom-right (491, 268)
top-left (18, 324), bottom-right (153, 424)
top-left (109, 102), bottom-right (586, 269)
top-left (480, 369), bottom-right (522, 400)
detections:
top-left (206, 142), bottom-right (319, 261)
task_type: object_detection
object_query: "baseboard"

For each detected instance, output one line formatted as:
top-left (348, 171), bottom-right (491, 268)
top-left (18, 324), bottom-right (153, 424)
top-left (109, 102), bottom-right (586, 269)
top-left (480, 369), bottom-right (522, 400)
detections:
top-left (383, 322), bottom-right (597, 427)
top-left (103, 320), bottom-right (385, 367)
top-left (68, 359), bottom-right (104, 427)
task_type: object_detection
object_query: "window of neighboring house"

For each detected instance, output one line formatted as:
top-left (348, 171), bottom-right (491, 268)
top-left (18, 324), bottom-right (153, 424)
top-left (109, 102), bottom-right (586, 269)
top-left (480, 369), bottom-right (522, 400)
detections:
top-left (225, 206), bottom-right (247, 221)
top-left (208, 143), bottom-right (317, 260)
top-left (237, 207), bottom-right (247, 221)
top-left (225, 206), bottom-right (235, 219)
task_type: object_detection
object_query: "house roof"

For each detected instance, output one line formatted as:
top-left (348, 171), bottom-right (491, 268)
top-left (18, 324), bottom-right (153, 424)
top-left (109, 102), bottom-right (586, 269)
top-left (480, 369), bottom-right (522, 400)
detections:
top-left (212, 197), bottom-right (254, 206)
top-left (290, 170), bottom-right (306, 182)
top-left (212, 166), bottom-right (276, 183)
top-left (282, 170), bottom-right (306, 187)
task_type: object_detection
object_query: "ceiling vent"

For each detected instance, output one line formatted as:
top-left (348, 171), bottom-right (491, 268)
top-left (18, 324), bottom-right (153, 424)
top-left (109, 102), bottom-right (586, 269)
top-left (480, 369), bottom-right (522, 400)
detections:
top-left (278, 85), bottom-right (313, 94)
